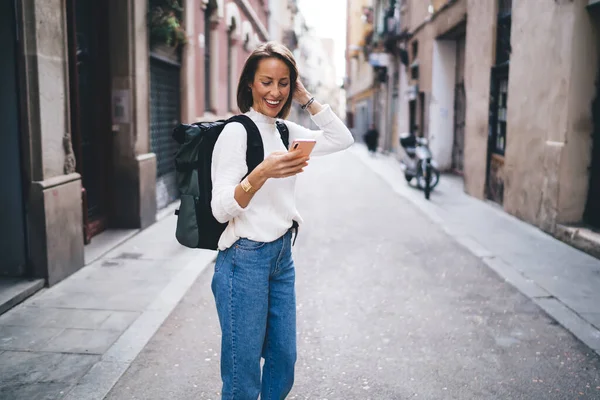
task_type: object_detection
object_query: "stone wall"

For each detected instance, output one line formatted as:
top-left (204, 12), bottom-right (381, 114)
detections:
top-left (503, 0), bottom-right (597, 231)
top-left (20, 0), bottom-right (84, 285)
top-left (109, 0), bottom-right (157, 229)
top-left (463, 0), bottom-right (496, 199)
top-left (557, 1), bottom-right (597, 226)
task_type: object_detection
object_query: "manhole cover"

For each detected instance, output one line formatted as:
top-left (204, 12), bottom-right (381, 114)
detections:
top-left (101, 260), bottom-right (123, 267)
top-left (115, 252), bottom-right (143, 260)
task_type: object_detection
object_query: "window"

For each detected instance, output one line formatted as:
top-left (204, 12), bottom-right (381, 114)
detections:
top-left (410, 40), bottom-right (419, 80)
top-left (495, 4), bottom-right (512, 65)
top-left (490, 0), bottom-right (512, 155)
top-left (493, 77), bottom-right (508, 154)
top-left (411, 64), bottom-right (419, 80)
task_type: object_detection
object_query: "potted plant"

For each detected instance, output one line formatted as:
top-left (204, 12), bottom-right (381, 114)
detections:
top-left (148, 0), bottom-right (187, 53)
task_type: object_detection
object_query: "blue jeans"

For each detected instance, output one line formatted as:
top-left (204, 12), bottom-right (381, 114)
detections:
top-left (211, 230), bottom-right (297, 400)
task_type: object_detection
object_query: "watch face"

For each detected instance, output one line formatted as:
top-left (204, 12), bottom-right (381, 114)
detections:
top-left (241, 178), bottom-right (253, 193)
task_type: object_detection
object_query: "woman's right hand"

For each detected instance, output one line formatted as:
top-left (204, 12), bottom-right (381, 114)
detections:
top-left (258, 150), bottom-right (309, 179)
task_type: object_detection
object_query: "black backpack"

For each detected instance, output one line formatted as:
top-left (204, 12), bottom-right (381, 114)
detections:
top-left (172, 115), bottom-right (289, 250)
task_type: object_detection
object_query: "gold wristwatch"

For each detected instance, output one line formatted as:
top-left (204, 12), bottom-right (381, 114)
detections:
top-left (240, 177), bottom-right (254, 193)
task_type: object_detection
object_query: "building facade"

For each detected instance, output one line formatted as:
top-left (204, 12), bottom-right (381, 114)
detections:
top-left (269, 0), bottom-right (298, 48)
top-left (353, 0), bottom-right (600, 257)
top-left (0, 0), bottom-right (277, 312)
top-left (154, 0), bottom-right (272, 209)
top-left (0, 0), bottom-right (157, 296)
top-left (346, 0), bottom-right (377, 143)
top-left (455, 0), bottom-right (600, 255)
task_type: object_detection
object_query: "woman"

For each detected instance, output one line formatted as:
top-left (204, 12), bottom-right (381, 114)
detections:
top-left (210, 41), bottom-right (354, 399)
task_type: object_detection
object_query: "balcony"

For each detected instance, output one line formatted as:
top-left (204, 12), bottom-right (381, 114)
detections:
top-left (367, 2), bottom-right (407, 58)
top-left (282, 29), bottom-right (298, 51)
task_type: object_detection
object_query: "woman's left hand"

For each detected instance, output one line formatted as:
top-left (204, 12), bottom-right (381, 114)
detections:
top-left (293, 79), bottom-right (312, 105)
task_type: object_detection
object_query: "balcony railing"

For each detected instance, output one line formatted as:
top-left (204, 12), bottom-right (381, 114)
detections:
top-left (282, 29), bottom-right (298, 51)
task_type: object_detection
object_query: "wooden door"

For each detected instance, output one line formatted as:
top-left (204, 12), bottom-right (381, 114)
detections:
top-left (66, 0), bottom-right (112, 242)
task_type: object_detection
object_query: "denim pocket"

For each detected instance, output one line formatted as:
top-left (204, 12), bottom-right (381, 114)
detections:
top-left (235, 237), bottom-right (267, 251)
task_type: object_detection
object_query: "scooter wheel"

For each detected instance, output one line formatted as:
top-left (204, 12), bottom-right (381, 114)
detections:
top-left (424, 162), bottom-right (432, 200)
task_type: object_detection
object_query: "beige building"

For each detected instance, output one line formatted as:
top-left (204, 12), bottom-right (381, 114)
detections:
top-left (398, 0), bottom-right (467, 172)
top-left (370, 0), bottom-right (600, 257)
top-left (461, 0), bottom-right (600, 257)
top-left (485, 0), bottom-right (600, 255)
top-left (345, 0), bottom-right (377, 142)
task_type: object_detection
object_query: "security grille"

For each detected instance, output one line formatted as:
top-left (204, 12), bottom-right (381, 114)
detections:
top-left (150, 55), bottom-right (181, 209)
top-left (453, 83), bottom-right (465, 172)
top-left (452, 36), bottom-right (466, 173)
top-left (486, 0), bottom-right (512, 205)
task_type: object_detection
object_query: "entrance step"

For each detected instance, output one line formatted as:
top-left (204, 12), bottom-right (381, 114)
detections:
top-left (555, 224), bottom-right (600, 260)
top-left (0, 278), bottom-right (44, 315)
top-left (83, 201), bottom-right (179, 266)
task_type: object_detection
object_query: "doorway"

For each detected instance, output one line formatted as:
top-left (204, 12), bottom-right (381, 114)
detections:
top-left (452, 36), bottom-right (466, 174)
top-left (66, 0), bottom-right (113, 243)
top-left (487, 71), bottom-right (509, 205)
top-left (409, 99), bottom-right (417, 135)
top-left (584, 75), bottom-right (600, 228)
top-left (0, 0), bottom-right (27, 277)
top-left (486, 0), bottom-right (512, 205)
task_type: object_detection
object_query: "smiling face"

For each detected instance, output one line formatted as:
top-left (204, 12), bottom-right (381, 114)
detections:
top-left (249, 57), bottom-right (291, 118)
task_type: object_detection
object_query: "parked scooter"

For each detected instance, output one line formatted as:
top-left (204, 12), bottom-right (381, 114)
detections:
top-left (399, 133), bottom-right (440, 200)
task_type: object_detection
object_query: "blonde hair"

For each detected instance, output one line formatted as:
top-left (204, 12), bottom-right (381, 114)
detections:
top-left (237, 41), bottom-right (298, 119)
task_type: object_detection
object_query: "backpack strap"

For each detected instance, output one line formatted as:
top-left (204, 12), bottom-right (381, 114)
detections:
top-left (226, 116), bottom-right (291, 176)
top-left (276, 121), bottom-right (290, 149)
top-left (226, 115), bottom-right (264, 177)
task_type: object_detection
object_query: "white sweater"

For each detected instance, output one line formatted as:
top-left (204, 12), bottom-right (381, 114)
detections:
top-left (211, 105), bottom-right (354, 250)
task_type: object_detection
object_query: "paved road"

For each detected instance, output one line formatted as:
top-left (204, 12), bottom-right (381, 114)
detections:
top-left (106, 150), bottom-right (600, 399)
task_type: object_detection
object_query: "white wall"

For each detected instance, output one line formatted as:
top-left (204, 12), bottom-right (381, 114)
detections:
top-left (355, 100), bottom-right (371, 139)
top-left (429, 40), bottom-right (456, 170)
top-left (397, 63), bottom-right (410, 137)
top-left (268, 0), bottom-right (282, 41)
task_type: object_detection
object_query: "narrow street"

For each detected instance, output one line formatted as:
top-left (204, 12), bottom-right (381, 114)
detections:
top-left (106, 149), bottom-right (600, 400)
top-left (5, 1), bottom-right (600, 399)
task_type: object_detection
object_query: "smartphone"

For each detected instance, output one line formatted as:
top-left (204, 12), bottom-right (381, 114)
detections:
top-left (289, 139), bottom-right (317, 157)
